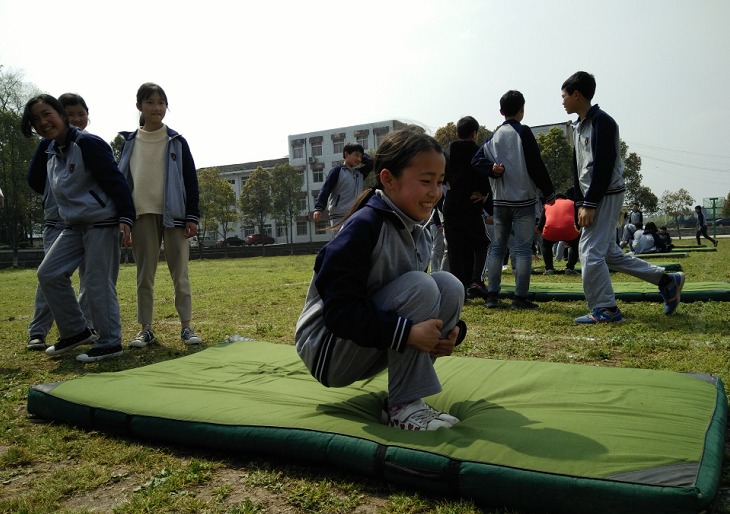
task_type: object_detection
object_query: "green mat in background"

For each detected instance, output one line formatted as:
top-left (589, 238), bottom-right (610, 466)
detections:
top-left (532, 261), bottom-right (682, 274)
top-left (493, 281), bottom-right (730, 302)
top-left (27, 339), bottom-right (726, 514)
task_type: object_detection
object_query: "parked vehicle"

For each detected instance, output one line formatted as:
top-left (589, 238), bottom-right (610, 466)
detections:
top-left (216, 236), bottom-right (244, 247)
top-left (190, 235), bottom-right (217, 249)
top-left (713, 218), bottom-right (729, 226)
top-left (245, 234), bottom-right (276, 245)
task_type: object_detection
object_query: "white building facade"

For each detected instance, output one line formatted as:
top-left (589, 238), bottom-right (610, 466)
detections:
top-left (204, 120), bottom-right (408, 243)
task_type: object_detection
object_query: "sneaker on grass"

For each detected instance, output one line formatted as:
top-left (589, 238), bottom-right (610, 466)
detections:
top-left (76, 345), bottom-right (124, 363)
top-left (485, 292), bottom-right (500, 309)
top-left (181, 326), bottom-right (202, 345)
top-left (26, 335), bottom-right (46, 351)
top-left (660, 272), bottom-right (685, 315)
top-left (129, 329), bottom-right (156, 348)
top-left (574, 307), bottom-right (623, 324)
top-left (46, 327), bottom-right (96, 356)
top-left (564, 268), bottom-right (580, 276)
top-left (386, 399), bottom-right (459, 431)
top-left (466, 282), bottom-right (489, 300)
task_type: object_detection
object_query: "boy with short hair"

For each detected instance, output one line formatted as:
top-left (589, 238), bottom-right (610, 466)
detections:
top-left (629, 203), bottom-right (642, 225)
top-left (655, 226), bottom-right (674, 252)
top-left (443, 116), bottom-right (491, 296)
top-left (695, 205), bottom-right (718, 247)
top-left (561, 71), bottom-right (684, 323)
top-left (313, 142), bottom-right (373, 234)
top-left (472, 90), bottom-right (555, 310)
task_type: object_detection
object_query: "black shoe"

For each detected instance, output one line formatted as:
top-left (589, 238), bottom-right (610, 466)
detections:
top-left (467, 282), bottom-right (489, 300)
top-left (455, 319), bottom-right (468, 346)
top-left (26, 335), bottom-right (47, 351)
top-left (76, 345), bottom-right (124, 363)
top-left (485, 292), bottom-right (500, 309)
top-left (510, 296), bottom-right (540, 310)
top-left (45, 328), bottom-right (96, 356)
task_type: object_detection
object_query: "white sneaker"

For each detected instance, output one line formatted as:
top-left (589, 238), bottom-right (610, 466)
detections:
top-left (386, 399), bottom-right (459, 431)
top-left (129, 329), bottom-right (156, 348)
top-left (181, 326), bottom-right (202, 345)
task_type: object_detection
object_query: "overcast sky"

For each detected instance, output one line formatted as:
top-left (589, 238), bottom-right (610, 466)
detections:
top-left (1, 0), bottom-right (728, 211)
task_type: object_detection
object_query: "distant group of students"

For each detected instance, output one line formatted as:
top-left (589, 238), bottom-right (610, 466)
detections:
top-left (22, 83), bottom-right (201, 362)
top-left (296, 71), bottom-right (687, 433)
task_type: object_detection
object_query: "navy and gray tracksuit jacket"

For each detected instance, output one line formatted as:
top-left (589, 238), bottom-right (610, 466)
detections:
top-left (472, 119), bottom-right (555, 208)
top-left (117, 126), bottom-right (200, 228)
top-left (295, 191), bottom-right (431, 384)
top-left (571, 104), bottom-right (626, 209)
top-left (314, 154), bottom-right (374, 219)
top-left (27, 126), bottom-right (135, 228)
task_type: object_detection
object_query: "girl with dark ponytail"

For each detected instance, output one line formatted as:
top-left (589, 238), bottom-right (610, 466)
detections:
top-left (296, 126), bottom-right (467, 432)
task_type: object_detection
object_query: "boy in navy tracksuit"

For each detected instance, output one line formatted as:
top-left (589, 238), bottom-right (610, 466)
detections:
top-left (695, 206), bottom-right (718, 247)
top-left (472, 90), bottom-right (555, 310)
top-left (560, 72), bottom-right (684, 323)
top-left (23, 94), bottom-right (135, 361)
top-left (313, 143), bottom-right (373, 234)
top-left (443, 116), bottom-right (491, 297)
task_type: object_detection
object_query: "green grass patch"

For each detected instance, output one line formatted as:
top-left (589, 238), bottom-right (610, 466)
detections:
top-left (1, 248), bottom-right (729, 513)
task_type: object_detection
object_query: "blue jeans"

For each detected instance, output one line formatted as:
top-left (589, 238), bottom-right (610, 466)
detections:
top-left (488, 204), bottom-right (536, 297)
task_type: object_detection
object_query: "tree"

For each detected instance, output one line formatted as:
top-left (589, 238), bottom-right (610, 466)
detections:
top-left (0, 65), bottom-right (42, 265)
top-left (723, 192), bottom-right (730, 217)
top-left (434, 122), bottom-right (491, 148)
top-left (270, 163), bottom-right (302, 244)
top-left (110, 134), bottom-right (124, 164)
top-left (659, 188), bottom-right (694, 239)
top-left (238, 166), bottom-right (272, 235)
top-left (633, 186), bottom-right (658, 216)
top-left (621, 140), bottom-right (645, 204)
top-left (536, 127), bottom-right (573, 194)
top-left (197, 166), bottom-right (237, 254)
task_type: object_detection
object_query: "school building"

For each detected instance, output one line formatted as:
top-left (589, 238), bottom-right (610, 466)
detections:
top-left (207, 119), bottom-right (572, 243)
top-left (210, 120), bottom-right (409, 243)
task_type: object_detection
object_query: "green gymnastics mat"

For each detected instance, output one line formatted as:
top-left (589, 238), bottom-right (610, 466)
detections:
top-left (673, 247), bottom-right (717, 252)
top-left (495, 281), bottom-right (730, 302)
top-left (532, 261), bottom-right (682, 274)
top-left (27, 339), bottom-right (726, 514)
top-left (636, 252), bottom-right (689, 259)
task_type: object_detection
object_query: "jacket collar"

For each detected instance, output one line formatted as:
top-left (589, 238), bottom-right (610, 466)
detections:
top-left (119, 125), bottom-right (180, 142)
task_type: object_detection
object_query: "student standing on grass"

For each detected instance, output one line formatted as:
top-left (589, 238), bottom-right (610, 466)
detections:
top-left (472, 90), bottom-right (555, 310)
top-left (695, 206), bottom-right (718, 247)
top-left (22, 94), bottom-right (135, 362)
top-left (313, 143), bottom-right (374, 235)
top-left (443, 116), bottom-right (491, 299)
top-left (26, 94), bottom-right (95, 351)
top-left (118, 83), bottom-right (202, 348)
top-left (296, 127), bottom-right (467, 431)
top-left (561, 71), bottom-right (684, 324)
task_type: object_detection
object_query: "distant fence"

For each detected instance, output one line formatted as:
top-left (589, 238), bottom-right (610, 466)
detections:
top-left (0, 242), bottom-right (327, 270)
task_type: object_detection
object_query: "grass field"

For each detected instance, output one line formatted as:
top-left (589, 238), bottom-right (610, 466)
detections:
top-left (1, 245), bottom-right (729, 514)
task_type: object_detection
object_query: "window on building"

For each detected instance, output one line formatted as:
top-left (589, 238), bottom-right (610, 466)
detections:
top-left (315, 220), bottom-right (328, 233)
top-left (299, 169), bottom-right (305, 185)
top-left (241, 177), bottom-right (248, 186)
top-left (356, 136), bottom-right (368, 151)
top-left (375, 133), bottom-right (388, 148)
top-left (228, 179), bottom-right (235, 185)
top-left (311, 142), bottom-right (322, 156)
top-left (293, 145), bottom-right (304, 159)
top-left (313, 170), bottom-right (324, 182)
top-left (297, 221), bottom-right (308, 236)
top-left (333, 141), bottom-right (344, 154)
top-left (277, 225), bottom-right (287, 237)
top-left (263, 224), bottom-right (272, 236)
top-left (299, 197), bottom-right (307, 211)
top-left (244, 226), bottom-right (255, 236)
